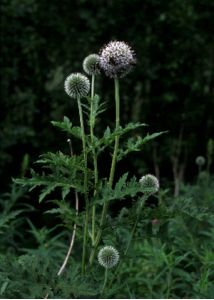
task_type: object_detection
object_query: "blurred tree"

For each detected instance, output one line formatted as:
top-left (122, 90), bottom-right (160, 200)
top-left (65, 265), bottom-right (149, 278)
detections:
top-left (0, 0), bottom-right (213, 192)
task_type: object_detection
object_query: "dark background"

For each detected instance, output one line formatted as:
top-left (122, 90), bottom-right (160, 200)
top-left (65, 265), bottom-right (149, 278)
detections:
top-left (1, 0), bottom-right (214, 195)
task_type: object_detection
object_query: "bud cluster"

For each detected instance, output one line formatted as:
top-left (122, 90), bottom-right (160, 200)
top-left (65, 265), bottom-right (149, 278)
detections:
top-left (64, 73), bottom-right (90, 99)
top-left (139, 174), bottom-right (159, 195)
top-left (98, 246), bottom-right (119, 269)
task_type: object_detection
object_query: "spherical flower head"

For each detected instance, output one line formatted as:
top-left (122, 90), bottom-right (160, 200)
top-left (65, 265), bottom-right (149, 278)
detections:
top-left (195, 156), bottom-right (206, 166)
top-left (139, 174), bottom-right (159, 195)
top-left (99, 41), bottom-right (136, 78)
top-left (98, 246), bottom-right (119, 269)
top-left (83, 54), bottom-right (100, 75)
top-left (64, 73), bottom-right (90, 98)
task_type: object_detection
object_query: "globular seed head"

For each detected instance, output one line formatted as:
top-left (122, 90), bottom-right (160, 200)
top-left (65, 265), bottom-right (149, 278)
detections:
top-left (195, 156), bottom-right (206, 166)
top-left (99, 41), bottom-right (136, 78)
top-left (64, 73), bottom-right (90, 98)
top-left (139, 174), bottom-right (159, 195)
top-left (83, 54), bottom-right (100, 75)
top-left (98, 246), bottom-right (119, 269)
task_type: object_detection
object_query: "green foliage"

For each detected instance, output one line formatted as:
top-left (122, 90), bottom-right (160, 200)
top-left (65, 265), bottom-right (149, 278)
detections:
top-left (84, 95), bottom-right (107, 127)
top-left (9, 37), bottom-right (168, 298)
top-left (45, 199), bottom-right (84, 231)
top-left (118, 131), bottom-right (167, 161)
top-left (92, 173), bottom-right (145, 206)
top-left (96, 122), bottom-right (147, 153)
top-left (105, 177), bottom-right (214, 299)
top-left (1, 2), bottom-right (214, 296)
top-left (51, 116), bottom-right (83, 141)
top-left (0, 183), bottom-right (33, 250)
top-left (14, 150), bottom-right (89, 202)
top-left (1, 178), bottom-right (214, 298)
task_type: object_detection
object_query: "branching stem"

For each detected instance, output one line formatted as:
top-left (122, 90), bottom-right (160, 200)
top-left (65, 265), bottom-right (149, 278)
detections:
top-left (77, 96), bottom-right (89, 274)
top-left (90, 74), bottom-right (98, 245)
top-left (89, 79), bottom-right (120, 265)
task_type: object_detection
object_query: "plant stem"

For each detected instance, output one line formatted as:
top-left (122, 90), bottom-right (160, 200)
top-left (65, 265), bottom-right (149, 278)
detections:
top-left (108, 198), bottom-right (145, 288)
top-left (77, 96), bottom-right (89, 274)
top-left (109, 78), bottom-right (120, 187)
top-left (90, 74), bottom-right (98, 245)
top-left (89, 79), bottom-right (120, 265)
top-left (57, 139), bottom-right (79, 276)
top-left (91, 74), bottom-right (95, 100)
top-left (57, 190), bottom-right (79, 276)
top-left (124, 212), bottom-right (140, 255)
top-left (125, 197), bottom-right (146, 255)
top-left (101, 268), bottom-right (108, 296)
top-left (44, 140), bottom-right (79, 299)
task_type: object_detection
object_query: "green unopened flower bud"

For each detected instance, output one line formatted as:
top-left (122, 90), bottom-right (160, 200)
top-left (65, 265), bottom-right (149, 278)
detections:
top-left (83, 54), bottom-right (100, 75)
top-left (139, 174), bottom-right (159, 195)
top-left (98, 246), bottom-right (119, 269)
top-left (99, 41), bottom-right (136, 78)
top-left (195, 156), bottom-right (206, 166)
top-left (64, 73), bottom-right (90, 98)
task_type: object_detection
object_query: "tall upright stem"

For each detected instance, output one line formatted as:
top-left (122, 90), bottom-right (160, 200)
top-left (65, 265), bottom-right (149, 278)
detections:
top-left (77, 96), bottom-right (89, 274)
top-left (57, 191), bottom-right (79, 276)
top-left (90, 74), bottom-right (98, 245)
top-left (57, 139), bottom-right (79, 276)
top-left (44, 140), bottom-right (79, 299)
top-left (91, 74), bottom-right (95, 100)
top-left (101, 268), bottom-right (108, 296)
top-left (89, 79), bottom-right (120, 265)
top-left (108, 198), bottom-right (145, 288)
top-left (108, 78), bottom-right (120, 187)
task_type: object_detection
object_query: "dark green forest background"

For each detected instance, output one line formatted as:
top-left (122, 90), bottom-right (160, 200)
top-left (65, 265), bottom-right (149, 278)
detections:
top-left (1, 0), bottom-right (214, 194)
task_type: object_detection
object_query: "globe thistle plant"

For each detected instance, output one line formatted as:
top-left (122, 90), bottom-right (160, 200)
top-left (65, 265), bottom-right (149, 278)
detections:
top-left (64, 73), bottom-right (90, 99)
top-left (15, 40), bottom-right (167, 292)
top-left (83, 54), bottom-right (100, 76)
top-left (99, 41), bottom-right (136, 78)
top-left (82, 54), bottom-right (100, 247)
top-left (195, 156), bottom-right (206, 167)
top-left (98, 246), bottom-right (119, 269)
top-left (64, 72), bottom-right (90, 274)
top-left (90, 42), bottom-right (137, 265)
top-left (139, 174), bottom-right (160, 195)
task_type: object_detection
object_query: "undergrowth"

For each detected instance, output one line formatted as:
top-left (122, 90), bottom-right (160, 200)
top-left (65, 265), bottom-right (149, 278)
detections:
top-left (0, 41), bottom-right (213, 299)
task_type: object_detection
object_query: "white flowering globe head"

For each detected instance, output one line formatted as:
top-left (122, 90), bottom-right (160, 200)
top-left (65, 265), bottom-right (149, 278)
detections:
top-left (98, 246), bottom-right (119, 269)
top-left (64, 73), bottom-right (90, 98)
top-left (99, 41), bottom-right (136, 78)
top-left (83, 54), bottom-right (100, 75)
top-left (139, 174), bottom-right (159, 195)
top-left (195, 156), bottom-right (206, 166)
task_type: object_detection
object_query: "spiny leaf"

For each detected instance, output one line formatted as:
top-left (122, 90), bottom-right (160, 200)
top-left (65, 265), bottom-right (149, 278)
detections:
top-left (15, 170), bottom-right (83, 203)
top-left (51, 116), bottom-right (83, 140)
top-left (51, 116), bottom-right (72, 132)
top-left (44, 200), bottom-right (81, 228)
top-left (36, 151), bottom-right (85, 173)
top-left (96, 122), bottom-right (147, 153)
top-left (143, 131), bottom-right (168, 143)
top-left (62, 186), bottom-right (70, 200)
top-left (38, 183), bottom-right (59, 203)
top-left (114, 172), bottom-right (129, 191)
top-left (93, 174), bottom-right (144, 205)
top-left (118, 130), bottom-right (167, 160)
top-left (0, 210), bottom-right (25, 234)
